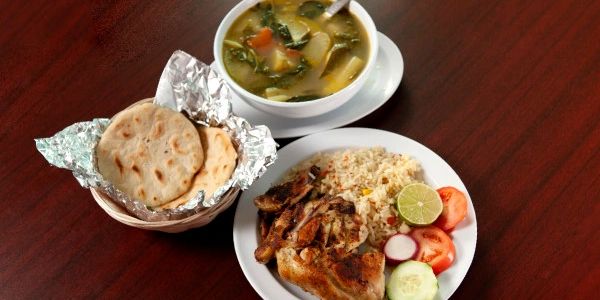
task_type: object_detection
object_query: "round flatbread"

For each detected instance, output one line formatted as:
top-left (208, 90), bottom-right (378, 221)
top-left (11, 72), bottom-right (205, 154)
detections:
top-left (160, 126), bottom-right (238, 210)
top-left (96, 102), bottom-right (203, 207)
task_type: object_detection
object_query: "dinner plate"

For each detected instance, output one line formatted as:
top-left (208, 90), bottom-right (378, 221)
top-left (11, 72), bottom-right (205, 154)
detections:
top-left (233, 128), bottom-right (478, 300)
top-left (212, 32), bottom-right (404, 139)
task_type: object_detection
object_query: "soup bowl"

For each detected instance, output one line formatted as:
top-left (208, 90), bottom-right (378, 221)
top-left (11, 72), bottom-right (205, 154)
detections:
top-left (214, 0), bottom-right (378, 118)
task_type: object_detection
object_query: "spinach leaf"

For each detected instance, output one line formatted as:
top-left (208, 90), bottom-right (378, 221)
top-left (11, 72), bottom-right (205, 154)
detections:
top-left (268, 57), bottom-right (311, 88)
top-left (333, 32), bottom-right (360, 50)
top-left (226, 46), bottom-right (270, 74)
top-left (285, 38), bottom-right (309, 49)
top-left (273, 22), bottom-right (293, 45)
top-left (258, 2), bottom-right (307, 48)
top-left (287, 57), bottom-right (310, 76)
top-left (259, 4), bottom-right (295, 44)
top-left (335, 32), bottom-right (360, 43)
top-left (259, 3), bottom-right (276, 28)
top-left (298, 1), bottom-right (325, 19)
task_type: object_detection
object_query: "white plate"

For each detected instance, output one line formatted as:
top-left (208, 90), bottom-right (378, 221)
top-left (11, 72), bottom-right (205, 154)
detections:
top-left (233, 128), bottom-right (477, 300)
top-left (212, 32), bottom-right (403, 139)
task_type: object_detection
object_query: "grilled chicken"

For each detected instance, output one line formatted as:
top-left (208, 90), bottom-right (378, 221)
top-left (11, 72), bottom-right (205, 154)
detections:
top-left (322, 197), bottom-right (367, 255)
top-left (254, 169), bottom-right (384, 300)
top-left (253, 166), bottom-right (320, 213)
top-left (276, 247), bottom-right (385, 300)
top-left (258, 210), bottom-right (273, 242)
top-left (255, 196), bottom-right (368, 263)
top-left (255, 195), bottom-right (379, 299)
top-left (254, 207), bottom-right (296, 264)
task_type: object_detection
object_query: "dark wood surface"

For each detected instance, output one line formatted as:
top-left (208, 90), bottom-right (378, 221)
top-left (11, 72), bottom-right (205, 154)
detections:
top-left (1, 0), bottom-right (599, 299)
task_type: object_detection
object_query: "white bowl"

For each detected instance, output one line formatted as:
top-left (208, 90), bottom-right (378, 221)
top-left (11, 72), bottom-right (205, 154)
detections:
top-left (214, 0), bottom-right (379, 118)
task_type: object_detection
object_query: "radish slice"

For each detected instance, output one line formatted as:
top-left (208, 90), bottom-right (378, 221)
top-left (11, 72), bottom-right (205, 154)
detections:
top-left (384, 234), bottom-right (419, 265)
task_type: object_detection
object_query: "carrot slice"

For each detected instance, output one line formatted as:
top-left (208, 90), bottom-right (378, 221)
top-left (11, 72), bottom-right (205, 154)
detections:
top-left (247, 27), bottom-right (273, 49)
top-left (286, 48), bottom-right (302, 58)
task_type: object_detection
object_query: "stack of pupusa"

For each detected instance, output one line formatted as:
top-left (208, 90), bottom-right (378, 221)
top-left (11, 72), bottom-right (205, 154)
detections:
top-left (96, 102), bottom-right (237, 210)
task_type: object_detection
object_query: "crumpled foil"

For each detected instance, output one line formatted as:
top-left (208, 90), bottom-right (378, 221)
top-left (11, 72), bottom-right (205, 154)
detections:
top-left (35, 50), bottom-right (277, 221)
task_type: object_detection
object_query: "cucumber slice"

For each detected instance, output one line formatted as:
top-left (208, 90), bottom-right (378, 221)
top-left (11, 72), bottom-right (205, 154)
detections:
top-left (386, 260), bottom-right (438, 300)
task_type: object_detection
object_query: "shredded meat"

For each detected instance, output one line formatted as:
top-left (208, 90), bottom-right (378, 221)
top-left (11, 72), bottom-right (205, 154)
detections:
top-left (253, 167), bottom-right (384, 299)
top-left (253, 166), bottom-right (320, 213)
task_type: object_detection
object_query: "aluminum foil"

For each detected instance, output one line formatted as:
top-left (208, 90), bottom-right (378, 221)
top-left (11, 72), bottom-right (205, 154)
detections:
top-left (35, 50), bottom-right (277, 221)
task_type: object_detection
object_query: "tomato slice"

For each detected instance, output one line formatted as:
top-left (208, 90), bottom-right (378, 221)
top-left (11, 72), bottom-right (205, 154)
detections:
top-left (411, 226), bottom-right (456, 275)
top-left (434, 186), bottom-right (468, 231)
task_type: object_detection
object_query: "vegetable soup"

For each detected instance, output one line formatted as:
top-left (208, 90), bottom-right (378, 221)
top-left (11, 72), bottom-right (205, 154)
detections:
top-left (223, 0), bottom-right (369, 102)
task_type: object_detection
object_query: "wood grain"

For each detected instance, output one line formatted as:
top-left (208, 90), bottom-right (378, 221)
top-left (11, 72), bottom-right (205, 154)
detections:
top-left (1, 0), bottom-right (599, 299)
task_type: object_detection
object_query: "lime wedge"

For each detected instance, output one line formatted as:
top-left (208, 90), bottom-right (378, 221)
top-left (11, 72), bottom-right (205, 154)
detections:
top-left (396, 183), bottom-right (443, 226)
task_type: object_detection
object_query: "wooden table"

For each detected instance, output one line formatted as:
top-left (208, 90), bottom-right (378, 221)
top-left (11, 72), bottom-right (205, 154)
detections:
top-left (1, 0), bottom-right (599, 299)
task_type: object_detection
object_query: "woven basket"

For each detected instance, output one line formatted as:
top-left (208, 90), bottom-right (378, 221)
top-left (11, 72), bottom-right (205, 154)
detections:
top-left (90, 187), bottom-right (239, 233)
top-left (90, 98), bottom-right (241, 233)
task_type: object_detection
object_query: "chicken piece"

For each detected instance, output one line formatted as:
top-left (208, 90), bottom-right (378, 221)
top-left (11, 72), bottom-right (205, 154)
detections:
top-left (321, 198), bottom-right (368, 254)
top-left (253, 166), bottom-right (320, 213)
top-left (254, 208), bottom-right (295, 264)
top-left (258, 196), bottom-right (367, 262)
top-left (316, 219), bottom-right (332, 246)
top-left (258, 210), bottom-right (273, 242)
top-left (256, 200), bottom-right (319, 264)
top-left (299, 246), bottom-right (321, 262)
top-left (341, 213), bottom-right (368, 252)
top-left (288, 196), bottom-right (365, 250)
top-left (288, 198), bottom-right (327, 239)
top-left (255, 183), bottom-right (382, 300)
top-left (276, 247), bottom-right (385, 300)
top-left (324, 251), bottom-right (385, 300)
top-left (328, 197), bottom-right (356, 214)
top-left (296, 215), bottom-right (322, 247)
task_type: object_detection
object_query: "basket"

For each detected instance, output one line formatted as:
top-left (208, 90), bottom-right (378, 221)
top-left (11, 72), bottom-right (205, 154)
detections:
top-left (91, 187), bottom-right (239, 233)
top-left (90, 98), bottom-right (241, 233)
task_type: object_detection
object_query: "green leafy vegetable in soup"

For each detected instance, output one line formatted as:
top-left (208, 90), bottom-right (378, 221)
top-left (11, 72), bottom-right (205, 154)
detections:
top-left (223, 0), bottom-right (369, 102)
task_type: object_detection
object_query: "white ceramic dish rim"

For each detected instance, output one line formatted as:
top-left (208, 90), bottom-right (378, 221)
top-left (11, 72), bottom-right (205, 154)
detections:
top-left (217, 31), bottom-right (403, 138)
top-left (233, 127), bottom-right (478, 300)
top-left (213, 0), bottom-right (379, 108)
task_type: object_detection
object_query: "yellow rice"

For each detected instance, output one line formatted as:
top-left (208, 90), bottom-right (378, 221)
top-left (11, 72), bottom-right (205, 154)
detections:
top-left (284, 147), bottom-right (421, 247)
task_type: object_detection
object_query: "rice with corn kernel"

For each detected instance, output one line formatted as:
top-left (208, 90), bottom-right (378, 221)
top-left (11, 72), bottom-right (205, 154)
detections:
top-left (284, 147), bottom-right (421, 247)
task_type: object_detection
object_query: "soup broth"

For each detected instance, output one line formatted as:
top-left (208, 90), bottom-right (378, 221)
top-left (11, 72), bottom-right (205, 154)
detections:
top-left (223, 0), bottom-right (369, 102)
